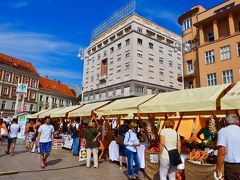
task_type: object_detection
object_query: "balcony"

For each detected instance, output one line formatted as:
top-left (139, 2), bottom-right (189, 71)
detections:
top-left (177, 70), bottom-right (195, 82)
top-left (99, 75), bottom-right (107, 82)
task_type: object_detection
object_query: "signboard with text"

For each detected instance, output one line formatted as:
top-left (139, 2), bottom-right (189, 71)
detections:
top-left (17, 83), bottom-right (28, 93)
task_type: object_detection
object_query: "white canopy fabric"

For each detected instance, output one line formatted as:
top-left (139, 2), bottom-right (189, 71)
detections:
top-left (138, 84), bottom-right (230, 114)
top-left (50, 105), bottom-right (82, 118)
top-left (38, 107), bottom-right (64, 119)
top-left (68, 101), bottom-right (110, 118)
top-left (221, 81), bottom-right (240, 110)
top-left (96, 95), bottom-right (155, 117)
top-left (29, 109), bottom-right (52, 119)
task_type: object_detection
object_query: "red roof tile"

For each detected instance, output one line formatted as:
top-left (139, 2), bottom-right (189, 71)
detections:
top-left (0, 53), bottom-right (38, 75)
top-left (39, 77), bottom-right (76, 98)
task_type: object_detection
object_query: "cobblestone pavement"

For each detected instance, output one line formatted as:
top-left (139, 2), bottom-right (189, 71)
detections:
top-left (0, 140), bottom-right (145, 180)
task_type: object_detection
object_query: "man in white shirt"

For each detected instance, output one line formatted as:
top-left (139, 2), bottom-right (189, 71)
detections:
top-left (6, 118), bottom-right (20, 156)
top-left (216, 114), bottom-right (240, 180)
top-left (37, 116), bottom-right (54, 169)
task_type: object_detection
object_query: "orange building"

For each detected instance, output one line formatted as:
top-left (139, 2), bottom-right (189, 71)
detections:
top-left (178, 0), bottom-right (240, 89)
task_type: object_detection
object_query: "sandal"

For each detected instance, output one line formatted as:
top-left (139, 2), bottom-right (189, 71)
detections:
top-left (40, 164), bottom-right (45, 169)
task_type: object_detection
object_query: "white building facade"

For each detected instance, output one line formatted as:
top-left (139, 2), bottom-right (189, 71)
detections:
top-left (83, 14), bottom-right (183, 103)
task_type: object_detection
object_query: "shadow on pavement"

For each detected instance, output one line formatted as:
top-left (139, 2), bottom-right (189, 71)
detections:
top-left (47, 159), bottom-right (63, 166)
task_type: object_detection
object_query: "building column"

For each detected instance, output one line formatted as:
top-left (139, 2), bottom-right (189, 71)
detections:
top-left (213, 19), bottom-right (219, 40)
top-left (228, 13), bottom-right (235, 35)
top-left (199, 25), bottom-right (204, 46)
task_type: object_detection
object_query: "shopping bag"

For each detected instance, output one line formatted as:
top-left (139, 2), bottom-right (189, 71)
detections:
top-left (79, 148), bottom-right (87, 161)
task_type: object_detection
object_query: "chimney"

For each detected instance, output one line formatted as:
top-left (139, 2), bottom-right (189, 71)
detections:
top-left (45, 75), bottom-right (48, 79)
top-left (58, 80), bottom-right (61, 83)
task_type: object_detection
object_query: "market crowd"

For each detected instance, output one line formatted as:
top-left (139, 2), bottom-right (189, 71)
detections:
top-left (0, 113), bottom-right (240, 180)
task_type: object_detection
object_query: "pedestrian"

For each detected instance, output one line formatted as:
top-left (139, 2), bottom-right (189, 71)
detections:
top-left (71, 118), bottom-right (80, 156)
top-left (31, 120), bottom-right (41, 153)
top-left (84, 121), bottom-right (101, 168)
top-left (37, 116), bottom-right (54, 169)
top-left (0, 118), bottom-right (8, 153)
top-left (25, 120), bottom-right (36, 151)
top-left (116, 120), bottom-right (129, 170)
top-left (216, 114), bottom-right (240, 180)
top-left (6, 118), bottom-right (20, 156)
top-left (124, 119), bottom-right (141, 180)
top-left (159, 119), bottom-right (181, 180)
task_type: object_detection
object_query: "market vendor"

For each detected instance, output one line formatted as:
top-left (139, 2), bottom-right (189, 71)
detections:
top-left (196, 126), bottom-right (214, 141)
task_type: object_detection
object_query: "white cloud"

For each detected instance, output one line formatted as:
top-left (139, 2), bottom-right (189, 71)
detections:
top-left (0, 23), bottom-right (82, 85)
top-left (38, 68), bottom-right (82, 81)
top-left (7, 1), bottom-right (29, 9)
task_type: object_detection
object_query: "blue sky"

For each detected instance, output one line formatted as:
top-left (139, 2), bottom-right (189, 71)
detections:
top-left (0, 0), bottom-right (224, 86)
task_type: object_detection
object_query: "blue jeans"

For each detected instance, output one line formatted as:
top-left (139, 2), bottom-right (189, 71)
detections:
top-left (72, 136), bottom-right (79, 156)
top-left (125, 148), bottom-right (140, 177)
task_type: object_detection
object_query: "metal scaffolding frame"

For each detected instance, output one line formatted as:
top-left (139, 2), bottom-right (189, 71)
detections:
top-left (91, 0), bottom-right (136, 41)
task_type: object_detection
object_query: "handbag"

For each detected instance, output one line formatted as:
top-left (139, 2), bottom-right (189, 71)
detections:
top-left (1, 127), bottom-right (8, 136)
top-left (164, 132), bottom-right (182, 166)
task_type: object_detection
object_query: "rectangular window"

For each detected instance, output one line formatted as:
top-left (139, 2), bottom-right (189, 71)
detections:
top-left (137, 38), bottom-right (143, 45)
top-left (5, 73), bottom-right (10, 82)
top-left (183, 18), bottom-right (192, 31)
top-left (135, 86), bottom-right (144, 94)
top-left (169, 61), bottom-right (173, 67)
top-left (137, 27), bottom-right (142, 33)
top-left (205, 50), bottom-right (215, 64)
top-left (1, 101), bottom-right (6, 109)
top-left (110, 47), bottom-right (114, 53)
top-left (124, 63), bottom-right (130, 70)
top-left (125, 53), bottom-right (130, 58)
top-left (208, 32), bottom-right (215, 42)
top-left (237, 42), bottom-right (240, 56)
top-left (187, 60), bottom-right (193, 73)
top-left (220, 45), bottom-right (231, 60)
top-left (117, 43), bottom-right (122, 50)
top-left (97, 54), bottom-right (101, 60)
top-left (125, 39), bottom-right (130, 46)
top-left (31, 92), bottom-right (36, 99)
top-left (15, 75), bottom-right (20, 84)
top-left (223, 70), bottom-right (233, 84)
top-left (103, 51), bottom-right (107, 57)
top-left (149, 43), bottom-right (153, 49)
top-left (159, 57), bottom-right (164, 64)
top-left (160, 71), bottom-right (164, 75)
top-left (149, 57), bottom-right (154, 61)
top-left (207, 73), bottom-right (217, 86)
top-left (137, 62), bottom-right (143, 69)
top-left (137, 53), bottom-right (142, 58)
top-left (3, 87), bottom-right (9, 95)
top-left (11, 102), bottom-right (16, 110)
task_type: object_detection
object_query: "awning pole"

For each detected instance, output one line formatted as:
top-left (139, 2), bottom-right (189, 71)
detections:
top-left (176, 112), bottom-right (183, 132)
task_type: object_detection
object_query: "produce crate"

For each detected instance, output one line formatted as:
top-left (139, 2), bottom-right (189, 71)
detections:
top-left (52, 138), bottom-right (63, 150)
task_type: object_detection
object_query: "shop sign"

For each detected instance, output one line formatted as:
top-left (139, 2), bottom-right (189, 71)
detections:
top-left (17, 105), bottom-right (29, 113)
top-left (17, 83), bottom-right (28, 93)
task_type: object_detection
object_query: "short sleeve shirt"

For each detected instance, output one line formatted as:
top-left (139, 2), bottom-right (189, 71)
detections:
top-left (217, 125), bottom-right (240, 163)
top-left (9, 124), bottom-right (20, 138)
top-left (38, 124), bottom-right (54, 143)
top-left (160, 128), bottom-right (179, 160)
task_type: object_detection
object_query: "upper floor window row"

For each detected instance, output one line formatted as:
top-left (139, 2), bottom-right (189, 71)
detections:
top-left (183, 18), bottom-right (192, 31)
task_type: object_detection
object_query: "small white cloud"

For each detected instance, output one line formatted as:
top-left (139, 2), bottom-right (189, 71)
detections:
top-left (8, 1), bottom-right (29, 8)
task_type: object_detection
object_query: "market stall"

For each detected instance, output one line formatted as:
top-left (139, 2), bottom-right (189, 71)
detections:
top-left (38, 107), bottom-right (64, 119)
top-left (50, 105), bottom-right (82, 118)
top-left (28, 108), bottom-right (52, 119)
top-left (136, 84), bottom-right (232, 180)
top-left (96, 95), bottom-right (155, 166)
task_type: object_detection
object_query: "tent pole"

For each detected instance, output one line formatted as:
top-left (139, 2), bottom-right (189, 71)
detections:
top-left (176, 112), bottom-right (183, 132)
top-left (161, 113), bottom-right (168, 129)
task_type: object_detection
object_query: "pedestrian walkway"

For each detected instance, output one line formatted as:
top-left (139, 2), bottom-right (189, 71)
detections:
top-left (0, 140), bottom-right (145, 180)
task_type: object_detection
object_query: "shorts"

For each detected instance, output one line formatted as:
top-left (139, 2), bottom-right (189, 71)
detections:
top-left (9, 137), bottom-right (17, 144)
top-left (28, 132), bottom-right (35, 142)
top-left (40, 142), bottom-right (52, 155)
top-left (119, 145), bottom-right (126, 157)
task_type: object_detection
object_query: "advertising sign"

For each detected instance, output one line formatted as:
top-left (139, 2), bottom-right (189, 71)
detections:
top-left (17, 105), bottom-right (29, 113)
top-left (18, 115), bottom-right (28, 139)
top-left (79, 148), bottom-right (87, 161)
top-left (17, 83), bottom-right (28, 93)
top-left (62, 134), bottom-right (73, 149)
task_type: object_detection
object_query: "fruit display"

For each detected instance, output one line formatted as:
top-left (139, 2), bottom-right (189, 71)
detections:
top-left (187, 149), bottom-right (209, 162)
top-left (149, 147), bottom-right (160, 152)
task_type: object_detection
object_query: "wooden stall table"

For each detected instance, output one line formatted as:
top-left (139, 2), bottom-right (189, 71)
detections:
top-left (185, 160), bottom-right (215, 180)
top-left (145, 150), bottom-right (160, 180)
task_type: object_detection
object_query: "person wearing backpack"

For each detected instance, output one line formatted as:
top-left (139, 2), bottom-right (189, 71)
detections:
top-left (71, 118), bottom-right (80, 156)
top-left (116, 120), bottom-right (129, 170)
top-left (124, 119), bottom-right (140, 180)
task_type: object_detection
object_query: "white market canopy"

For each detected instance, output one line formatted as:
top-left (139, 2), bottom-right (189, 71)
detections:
top-left (38, 107), bottom-right (64, 119)
top-left (68, 101), bottom-right (110, 118)
top-left (221, 81), bottom-right (240, 110)
top-left (138, 84), bottom-right (231, 114)
top-left (96, 95), bottom-right (155, 117)
top-left (29, 109), bottom-right (52, 119)
top-left (50, 105), bottom-right (82, 118)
